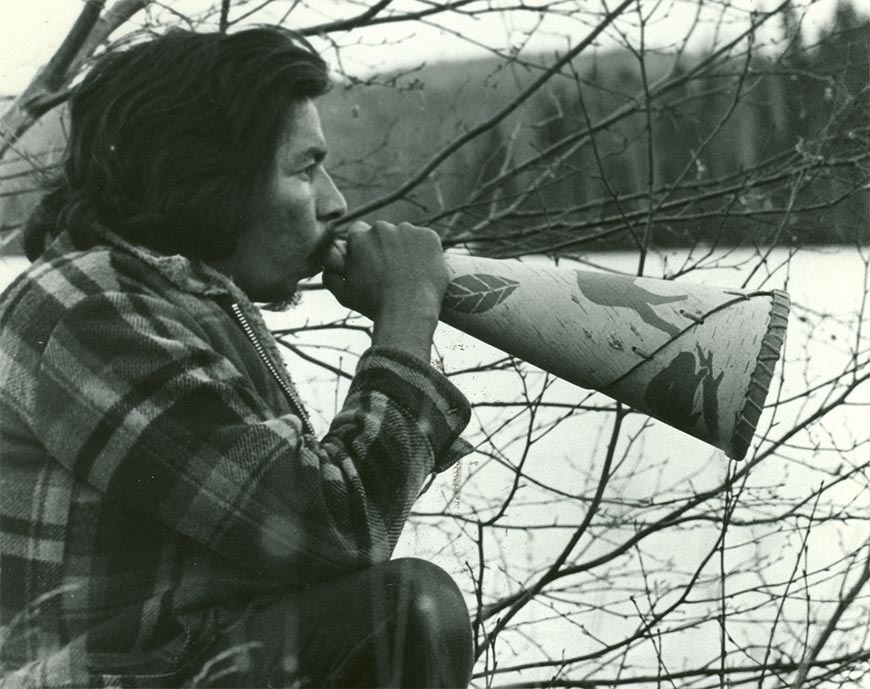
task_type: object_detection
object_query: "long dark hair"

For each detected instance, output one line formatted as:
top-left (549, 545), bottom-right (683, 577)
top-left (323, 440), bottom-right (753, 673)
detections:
top-left (23, 26), bottom-right (330, 262)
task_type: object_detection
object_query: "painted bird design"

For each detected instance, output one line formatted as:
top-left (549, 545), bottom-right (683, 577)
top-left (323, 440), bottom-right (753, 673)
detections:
top-left (644, 351), bottom-right (704, 430)
top-left (575, 272), bottom-right (688, 337)
top-left (643, 347), bottom-right (724, 442)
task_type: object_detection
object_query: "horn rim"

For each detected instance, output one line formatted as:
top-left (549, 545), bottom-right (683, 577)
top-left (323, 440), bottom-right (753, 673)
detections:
top-left (730, 289), bottom-right (790, 460)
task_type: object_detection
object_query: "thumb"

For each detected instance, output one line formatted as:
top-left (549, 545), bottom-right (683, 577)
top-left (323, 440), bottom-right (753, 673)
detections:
top-left (322, 241), bottom-right (347, 276)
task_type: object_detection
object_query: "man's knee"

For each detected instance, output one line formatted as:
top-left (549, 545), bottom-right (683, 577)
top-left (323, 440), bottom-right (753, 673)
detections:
top-left (382, 558), bottom-right (469, 623)
top-left (379, 558), bottom-right (474, 685)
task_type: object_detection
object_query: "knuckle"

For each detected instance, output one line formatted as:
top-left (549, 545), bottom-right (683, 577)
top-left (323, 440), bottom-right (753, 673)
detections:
top-left (346, 222), bottom-right (368, 245)
top-left (424, 227), bottom-right (442, 244)
top-left (412, 223), bottom-right (436, 238)
top-left (372, 220), bottom-right (394, 233)
top-left (401, 222), bottom-right (440, 246)
top-left (419, 227), bottom-right (443, 249)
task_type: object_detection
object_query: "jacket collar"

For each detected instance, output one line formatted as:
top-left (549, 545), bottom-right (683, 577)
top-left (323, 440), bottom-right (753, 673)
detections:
top-left (44, 224), bottom-right (246, 300)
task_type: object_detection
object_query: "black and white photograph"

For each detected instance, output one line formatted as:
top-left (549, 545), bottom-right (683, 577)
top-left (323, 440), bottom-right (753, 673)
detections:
top-left (1, 1), bottom-right (868, 687)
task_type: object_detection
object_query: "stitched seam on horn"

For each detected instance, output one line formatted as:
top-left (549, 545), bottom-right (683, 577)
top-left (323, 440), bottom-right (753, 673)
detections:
top-left (729, 289), bottom-right (790, 461)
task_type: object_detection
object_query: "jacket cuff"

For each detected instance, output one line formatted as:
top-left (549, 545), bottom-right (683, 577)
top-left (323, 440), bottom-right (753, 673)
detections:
top-left (353, 346), bottom-right (472, 473)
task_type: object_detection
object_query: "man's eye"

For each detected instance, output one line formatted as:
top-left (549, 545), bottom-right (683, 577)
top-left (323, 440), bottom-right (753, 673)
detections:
top-left (299, 163), bottom-right (318, 179)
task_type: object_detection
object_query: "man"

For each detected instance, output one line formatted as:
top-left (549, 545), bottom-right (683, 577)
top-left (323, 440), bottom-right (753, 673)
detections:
top-left (0, 27), bottom-right (474, 688)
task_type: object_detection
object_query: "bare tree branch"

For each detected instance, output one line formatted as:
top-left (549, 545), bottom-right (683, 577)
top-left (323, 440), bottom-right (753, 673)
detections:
top-left (340, 0), bottom-right (636, 223)
top-left (0, 0), bottom-right (147, 160)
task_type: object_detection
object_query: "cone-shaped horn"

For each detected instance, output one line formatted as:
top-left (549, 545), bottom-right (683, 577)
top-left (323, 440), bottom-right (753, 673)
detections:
top-left (441, 254), bottom-right (789, 460)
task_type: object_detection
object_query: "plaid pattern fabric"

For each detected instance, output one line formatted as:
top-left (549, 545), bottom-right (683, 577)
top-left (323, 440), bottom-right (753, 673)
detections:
top-left (0, 227), bottom-right (471, 688)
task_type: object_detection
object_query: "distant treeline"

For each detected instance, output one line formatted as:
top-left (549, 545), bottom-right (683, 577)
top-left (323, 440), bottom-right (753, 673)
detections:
top-left (322, 1), bottom-right (868, 253)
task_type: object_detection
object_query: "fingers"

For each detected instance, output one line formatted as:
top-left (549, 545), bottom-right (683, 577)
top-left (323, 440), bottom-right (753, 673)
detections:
top-left (343, 220), bottom-right (372, 247)
top-left (321, 220), bottom-right (369, 275)
top-left (322, 219), bottom-right (447, 320)
top-left (345, 220), bottom-right (443, 259)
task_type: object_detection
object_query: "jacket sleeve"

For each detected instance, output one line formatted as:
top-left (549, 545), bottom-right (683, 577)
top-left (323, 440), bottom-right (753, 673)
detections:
top-left (33, 291), bottom-right (471, 583)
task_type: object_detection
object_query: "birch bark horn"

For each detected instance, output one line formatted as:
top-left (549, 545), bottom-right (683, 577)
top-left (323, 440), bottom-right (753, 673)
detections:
top-left (440, 253), bottom-right (789, 460)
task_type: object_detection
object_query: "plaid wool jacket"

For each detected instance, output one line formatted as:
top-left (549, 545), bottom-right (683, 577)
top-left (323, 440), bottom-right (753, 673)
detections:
top-left (0, 226), bottom-right (471, 687)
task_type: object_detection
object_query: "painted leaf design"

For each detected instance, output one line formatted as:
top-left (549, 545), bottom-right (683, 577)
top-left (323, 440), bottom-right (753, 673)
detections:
top-left (443, 273), bottom-right (520, 314)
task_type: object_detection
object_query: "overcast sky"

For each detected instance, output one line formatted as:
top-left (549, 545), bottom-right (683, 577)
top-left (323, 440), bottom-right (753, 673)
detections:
top-left (0, 0), bottom-right (863, 96)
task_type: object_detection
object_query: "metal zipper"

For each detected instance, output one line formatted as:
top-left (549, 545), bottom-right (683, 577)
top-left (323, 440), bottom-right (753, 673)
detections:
top-left (229, 302), bottom-right (314, 435)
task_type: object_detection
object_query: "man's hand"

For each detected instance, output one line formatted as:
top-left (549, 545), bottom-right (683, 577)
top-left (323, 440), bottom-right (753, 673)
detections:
top-left (322, 220), bottom-right (448, 361)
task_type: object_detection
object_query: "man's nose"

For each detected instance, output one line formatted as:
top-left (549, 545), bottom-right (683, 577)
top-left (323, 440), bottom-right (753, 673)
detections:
top-left (317, 169), bottom-right (348, 222)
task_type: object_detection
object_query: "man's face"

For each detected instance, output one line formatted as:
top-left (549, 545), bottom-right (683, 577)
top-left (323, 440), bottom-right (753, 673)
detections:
top-left (212, 98), bottom-right (347, 303)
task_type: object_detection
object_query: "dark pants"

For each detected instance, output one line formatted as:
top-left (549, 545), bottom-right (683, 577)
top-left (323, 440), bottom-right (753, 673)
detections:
top-left (195, 558), bottom-right (474, 688)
